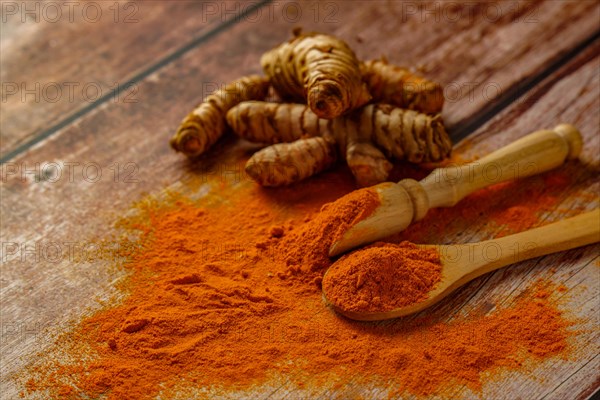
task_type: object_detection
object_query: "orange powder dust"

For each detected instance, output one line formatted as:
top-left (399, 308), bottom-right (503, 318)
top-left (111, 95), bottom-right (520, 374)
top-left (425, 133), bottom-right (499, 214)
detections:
top-left (23, 180), bottom-right (573, 399)
top-left (322, 242), bottom-right (442, 312)
top-left (21, 166), bottom-right (581, 399)
top-left (280, 186), bottom-right (380, 275)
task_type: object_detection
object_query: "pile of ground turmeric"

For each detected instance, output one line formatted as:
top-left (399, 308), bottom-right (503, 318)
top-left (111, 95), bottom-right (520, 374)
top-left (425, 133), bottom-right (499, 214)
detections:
top-left (322, 242), bottom-right (442, 312)
top-left (171, 30), bottom-right (449, 186)
top-left (280, 186), bottom-right (380, 277)
top-left (21, 165), bottom-right (585, 399)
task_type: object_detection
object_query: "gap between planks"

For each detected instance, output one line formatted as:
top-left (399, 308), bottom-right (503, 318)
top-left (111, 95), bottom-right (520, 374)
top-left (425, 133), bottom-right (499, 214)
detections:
top-left (1, 2), bottom-right (598, 164)
top-left (451, 29), bottom-right (600, 141)
top-left (0, 0), bottom-right (272, 164)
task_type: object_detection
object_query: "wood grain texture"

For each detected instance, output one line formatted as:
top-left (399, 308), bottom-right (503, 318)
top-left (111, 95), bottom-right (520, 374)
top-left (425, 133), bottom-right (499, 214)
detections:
top-left (0, 1), bottom-right (599, 399)
top-left (0, 0), bottom-right (247, 158)
top-left (3, 0), bottom-right (600, 161)
top-left (426, 39), bottom-right (600, 400)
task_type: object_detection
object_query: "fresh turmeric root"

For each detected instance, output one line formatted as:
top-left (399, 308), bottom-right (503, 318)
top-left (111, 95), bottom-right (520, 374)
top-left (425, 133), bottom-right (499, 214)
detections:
top-left (361, 58), bottom-right (444, 115)
top-left (261, 29), bottom-right (371, 119)
top-left (245, 136), bottom-right (338, 187)
top-left (170, 75), bottom-right (270, 157)
top-left (227, 101), bottom-right (325, 144)
top-left (227, 101), bottom-right (452, 187)
top-left (344, 128), bottom-right (393, 187)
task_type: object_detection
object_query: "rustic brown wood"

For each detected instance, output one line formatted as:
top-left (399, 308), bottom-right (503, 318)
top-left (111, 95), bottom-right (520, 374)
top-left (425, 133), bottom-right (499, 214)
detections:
top-left (1, 1), bottom-right (598, 398)
top-left (0, 0), bottom-right (246, 158)
top-left (424, 39), bottom-right (600, 400)
top-left (3, 0), bottom-right (599, 161)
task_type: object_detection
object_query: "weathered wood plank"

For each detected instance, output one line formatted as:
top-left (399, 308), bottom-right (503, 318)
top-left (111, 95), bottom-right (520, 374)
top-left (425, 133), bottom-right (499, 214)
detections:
top-left (421, 39), bottom-right (600, 400)
top-left (0, 0), bottom-right (249, 158)
top-left (1, 1), bottom-right (599, 399)
top-left (3, 0), bottom-right (599, 161)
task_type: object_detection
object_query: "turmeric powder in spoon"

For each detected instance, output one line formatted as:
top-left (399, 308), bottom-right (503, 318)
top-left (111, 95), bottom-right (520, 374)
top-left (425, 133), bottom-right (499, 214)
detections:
top-left (323, 210), bottom-right (599, 321)
top-left (322, 242), bottom-right (442, 312)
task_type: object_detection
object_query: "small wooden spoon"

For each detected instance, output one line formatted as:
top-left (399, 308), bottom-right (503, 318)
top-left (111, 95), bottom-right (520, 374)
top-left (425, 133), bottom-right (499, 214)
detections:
top-left (323, 209), bottom-right (600, 321)
top-left (329, 124), bottom-right (583, 257)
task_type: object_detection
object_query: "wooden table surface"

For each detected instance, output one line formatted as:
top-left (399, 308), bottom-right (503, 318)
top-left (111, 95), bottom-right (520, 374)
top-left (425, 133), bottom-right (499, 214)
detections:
top-left (1, 1), bottom-right (599, 399)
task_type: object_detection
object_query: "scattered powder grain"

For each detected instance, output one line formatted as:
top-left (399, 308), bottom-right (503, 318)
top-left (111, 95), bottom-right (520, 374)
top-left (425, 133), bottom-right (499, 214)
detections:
top-left (21, 166), bottom-right (583, 399)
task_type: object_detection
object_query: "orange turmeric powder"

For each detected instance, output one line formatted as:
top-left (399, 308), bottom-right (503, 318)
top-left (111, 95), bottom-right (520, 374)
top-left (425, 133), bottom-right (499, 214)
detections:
top-left (323, 242), bottom-right (442, 312)
top-left (22, 168), bottom-right (579, 399)
top-left (280, 186), bottom-right (380, 276)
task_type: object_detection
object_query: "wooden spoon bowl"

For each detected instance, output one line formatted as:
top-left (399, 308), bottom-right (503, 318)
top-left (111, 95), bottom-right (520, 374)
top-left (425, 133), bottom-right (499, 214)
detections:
top-left (324, 210), bottom-right (600, 321)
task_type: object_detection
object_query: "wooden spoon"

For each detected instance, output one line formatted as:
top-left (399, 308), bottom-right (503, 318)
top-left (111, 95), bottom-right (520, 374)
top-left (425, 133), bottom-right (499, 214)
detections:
top-left (323, 209), bottom-right (600, 321)
top-left (329, 124), bottom-right (583, 257)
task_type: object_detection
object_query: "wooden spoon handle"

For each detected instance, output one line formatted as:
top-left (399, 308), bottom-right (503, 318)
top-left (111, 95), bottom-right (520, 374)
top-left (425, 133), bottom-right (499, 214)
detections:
top-left (456, 209), bottom-right (600, 278)
top-left (420, 124), bottom-right (583, 208)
